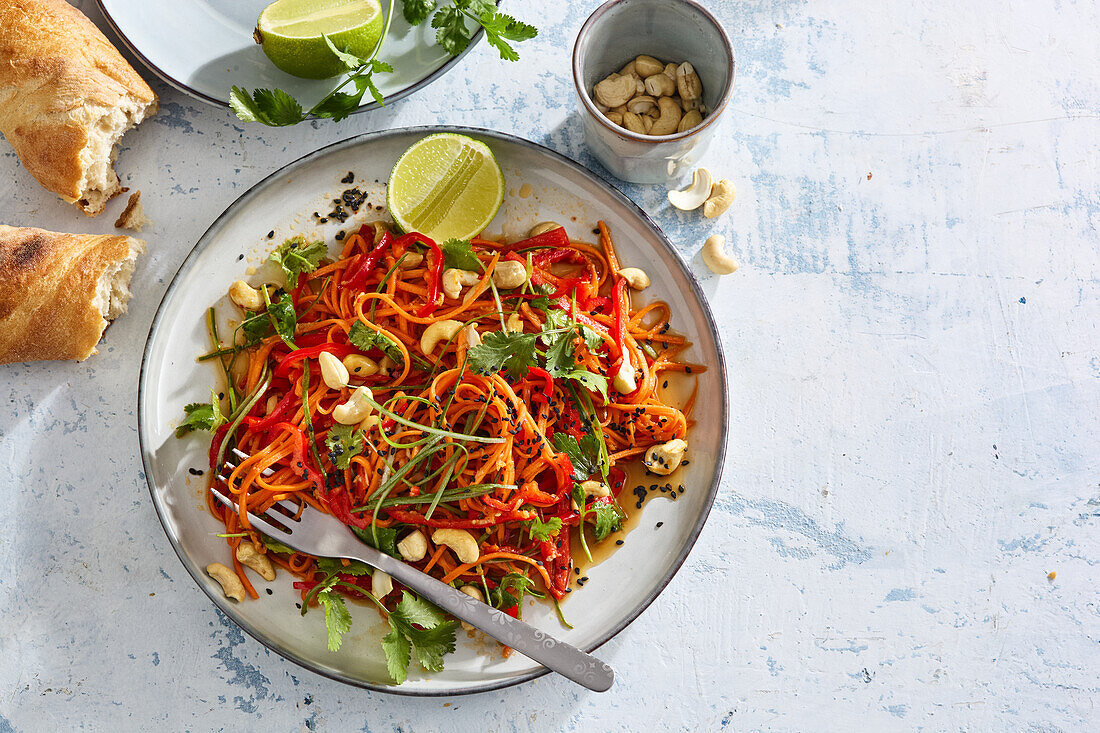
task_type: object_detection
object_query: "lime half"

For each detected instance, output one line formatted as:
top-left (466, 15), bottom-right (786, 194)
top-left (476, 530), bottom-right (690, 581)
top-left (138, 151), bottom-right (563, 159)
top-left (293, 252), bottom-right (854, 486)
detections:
top-left (387, 134), bottom-right (505, 242)
top-left (256, 0), bottom-right (383, 80)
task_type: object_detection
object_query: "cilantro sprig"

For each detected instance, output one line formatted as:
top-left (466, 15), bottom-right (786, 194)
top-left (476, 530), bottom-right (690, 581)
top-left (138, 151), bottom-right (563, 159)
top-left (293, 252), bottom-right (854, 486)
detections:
top-left (175, 389), bottom-right (227, 437)
top-left (230, 1), bottom-right (536, 126)
top-left (382, 591), bottom-right (460, 683)
top-left (269, 236), bottom-right (327, 288)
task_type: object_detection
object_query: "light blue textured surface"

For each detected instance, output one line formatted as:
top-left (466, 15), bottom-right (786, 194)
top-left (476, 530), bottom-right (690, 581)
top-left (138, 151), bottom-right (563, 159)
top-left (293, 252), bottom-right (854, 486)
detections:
top-left (1, 1), bottom-right (1098, 730)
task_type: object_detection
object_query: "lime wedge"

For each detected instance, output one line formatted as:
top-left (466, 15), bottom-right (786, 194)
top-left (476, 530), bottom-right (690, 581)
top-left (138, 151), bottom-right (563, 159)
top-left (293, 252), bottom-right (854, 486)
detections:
top-left (256, 0), bottom-right (383, 80)
top-left (387, 134), bottom-right (505, 242)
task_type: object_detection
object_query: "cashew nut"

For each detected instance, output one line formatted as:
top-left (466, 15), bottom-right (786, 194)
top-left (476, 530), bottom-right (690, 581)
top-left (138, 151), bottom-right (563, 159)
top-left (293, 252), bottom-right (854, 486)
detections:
top-left (458, 584), bottom-right (485, 631)
top-left (235, 542), bottom-right (276, 581)
top-left (397, 529), bottom-right (428, 562)
top-left (644, 73), bottom-right (676, 97)
top-left (595, 100), bottom-right (610, 114)
top-left (579, 480), bottom-right (611, 498)
top-left (333, 386), bottom-right (374, 425)
top-left (668, 168), bottom-right (715, 211)
top-left (648, 96), bottom-right (683, 136)
top-left (318, 351), bottom-right (349, 390)
top-left (612, 360), bottom-right (637, 394)
top-left (442, 268), bottom-right (480, 300)
top-left (372, 570), bottom-right (393, 599)
top-left (606, 110), bottom-right (624, 126)
top-left (505, 313), bottom-right (524, 333)
top-left (644, 438), bottom-right (688, 475)
top-left (432, 528), bottom-right (479, 564)
top-left (676, 62), bottom-right (702, 102)
top-left (682, 97), bottom-right (706, 113)
top-left (377, 355), bottom-right (396, 375)
top-left (622, 111), bottom-right (646, 134)
top-left (678, 109), bottom-right (703, 133)
top-left (206, 563), bottom-right (245, 602)
top-left (634, 55), bottom-right (665, 77)
top-left (626, 95), bottom-right (657, 115)
top-left (618, 60), bottom-right (636, 77)
top-left (703, 179), bottom-right (736, 219)
top-left (641, 115), bottom-right (655, 134)
top-left (398, 251), bottom-right (424, 269)
top-left (342, 353), bottom-right (379, 378)
top-left (491, 260), bottom-right (527, 289)
top-left (228, 280), bottom-right (264, 311)
top-left (702, 235), bottom-right (738, 275)
top-left (618, 267), bottom-right (650, 290)
top-left (420, 319), bottom-right (464, 354)
top-left (463, 323), bottom-right (482, 349)
top-left (594, 74), bottom-right (636, 108)
top-left (371, 222), bottom-right (389, 245)
top-left (359, 414), bottom-right (380, 432)
top-left (663, 62), bottom-right (678, 79)
top-left (528, 221), bottom-right (562, 237)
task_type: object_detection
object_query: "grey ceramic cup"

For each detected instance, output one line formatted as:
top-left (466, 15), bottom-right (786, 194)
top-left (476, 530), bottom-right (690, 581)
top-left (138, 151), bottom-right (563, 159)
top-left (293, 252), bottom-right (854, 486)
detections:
top-left (572, 0), bottom-right (735, 184)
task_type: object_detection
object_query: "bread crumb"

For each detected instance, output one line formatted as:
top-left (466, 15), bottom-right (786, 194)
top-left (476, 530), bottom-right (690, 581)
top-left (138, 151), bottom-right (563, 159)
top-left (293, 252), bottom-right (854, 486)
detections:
top-left (114, 190), bottom-right (150, 232)
top-left (1047, 571), bottom-right (1056, 581)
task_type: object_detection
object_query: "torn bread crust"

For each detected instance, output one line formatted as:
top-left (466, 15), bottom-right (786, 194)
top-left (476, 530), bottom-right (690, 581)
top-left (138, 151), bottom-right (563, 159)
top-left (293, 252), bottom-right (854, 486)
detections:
top-left (0, 225), bottom-right (145, 364)
top-left (114, 190), bottom-right (149, 232)
top-left (0, 0), bottom-right (158, 216)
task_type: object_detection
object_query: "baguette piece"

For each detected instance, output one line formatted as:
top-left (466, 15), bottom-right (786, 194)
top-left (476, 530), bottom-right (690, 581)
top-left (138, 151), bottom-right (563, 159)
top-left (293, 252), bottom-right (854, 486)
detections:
top-left (0, 225), bottom-right (144, 364)
top-left (0, 0), bottom-right (158, 216)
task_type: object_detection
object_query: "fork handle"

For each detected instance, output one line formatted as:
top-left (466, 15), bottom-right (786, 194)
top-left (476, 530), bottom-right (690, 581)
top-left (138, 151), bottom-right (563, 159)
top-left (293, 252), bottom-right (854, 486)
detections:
top-left (350, 548), bottom-right (614, 692)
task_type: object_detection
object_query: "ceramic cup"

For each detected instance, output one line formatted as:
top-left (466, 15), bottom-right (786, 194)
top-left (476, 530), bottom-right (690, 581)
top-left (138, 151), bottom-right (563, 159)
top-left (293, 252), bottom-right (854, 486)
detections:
top-left (572, 0), bottom-right (735, 184)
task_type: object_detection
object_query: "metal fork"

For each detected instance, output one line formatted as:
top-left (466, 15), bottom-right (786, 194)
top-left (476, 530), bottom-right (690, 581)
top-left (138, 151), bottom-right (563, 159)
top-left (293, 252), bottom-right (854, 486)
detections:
top-left (212, 449), bottom-right (614, 692)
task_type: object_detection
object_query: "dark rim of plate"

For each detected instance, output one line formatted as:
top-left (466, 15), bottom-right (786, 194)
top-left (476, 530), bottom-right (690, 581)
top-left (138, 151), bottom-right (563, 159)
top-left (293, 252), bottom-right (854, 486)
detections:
top-left (137, 125), bottom-right (729, 696)
top-left (93, 0), bottom-right (497, 116)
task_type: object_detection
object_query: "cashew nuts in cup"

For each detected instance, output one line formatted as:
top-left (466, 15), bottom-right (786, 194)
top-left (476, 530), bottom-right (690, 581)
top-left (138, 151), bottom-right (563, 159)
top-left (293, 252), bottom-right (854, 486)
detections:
top-left (593, 54), bottom-right (707, 136)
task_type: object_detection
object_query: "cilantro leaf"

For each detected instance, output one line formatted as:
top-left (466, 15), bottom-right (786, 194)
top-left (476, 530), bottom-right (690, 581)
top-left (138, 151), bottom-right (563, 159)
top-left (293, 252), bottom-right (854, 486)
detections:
top-left (258, 534), bottom-right (297, 555)
top-left (269, 236), bottom-right (327, 288)
top-left (322, 34), bottom-right (367, 70)
top-left (318, 589), bottom-right (353, 651)
top-left (348, 321), bottom-right (403, 364)
top-left (402, 0), bottom-right (436, 25)
top-left (489, 571), bottom-right (542, 615)
top-left (591, 500), bottom-right (624, 541)
top-left (382, 591), bottom-right (459, 682)
top-left (563, 369), bottom-right (609, 401)
top-left (527, 516), bottom-right (562, 542)
top-left (350, 525), bottom-right (401, 558)
top-left (175, 389), bottom-right (226, 437)
top-left (466, 330), bottom-right (537, 378)
top-left (315, 556), bottom-right (372, 576)
top-left (431, 6), bottom-right (474, 55)
top-left (325, 424), bottom-right (365, 470)
top-left (440, 238), bottom-right (481, 271)
top-left (542, 331), bottom-right (576, 377)
top-left (266, 292), bottom-right (298, 347)
top-left (477, 11), bottom-right (537, 62)
top-left (552, 432), bottom-right (601, 481)
top-left (382, 624), bottom-right (413, 683)
top-left (228, 86), bottom-right (305, 126)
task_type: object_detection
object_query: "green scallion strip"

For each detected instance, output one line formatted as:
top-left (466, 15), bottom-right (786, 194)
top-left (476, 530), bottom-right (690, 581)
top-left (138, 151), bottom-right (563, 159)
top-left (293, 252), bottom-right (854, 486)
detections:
top-left (215, 366), bottom-right (271, 473)
top-left (363, 394), bottom-right (503, 444)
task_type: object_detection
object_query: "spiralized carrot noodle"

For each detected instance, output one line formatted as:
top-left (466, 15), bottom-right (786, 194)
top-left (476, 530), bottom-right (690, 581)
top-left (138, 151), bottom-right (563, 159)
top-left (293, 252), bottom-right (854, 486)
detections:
top-left (200, 219), bottom-right (701, 630)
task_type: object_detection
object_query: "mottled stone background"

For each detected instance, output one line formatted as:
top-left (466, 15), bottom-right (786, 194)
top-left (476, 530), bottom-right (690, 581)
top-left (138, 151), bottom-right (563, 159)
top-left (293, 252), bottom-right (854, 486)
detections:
top-left (1, 1), bottom-right (1097, 730)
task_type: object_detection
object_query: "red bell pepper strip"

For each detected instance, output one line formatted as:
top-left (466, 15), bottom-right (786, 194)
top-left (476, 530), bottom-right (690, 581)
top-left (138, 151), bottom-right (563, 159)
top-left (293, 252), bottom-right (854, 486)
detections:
top-left (608, 466), bottom-right (627, 497)
top-left (503, 226), bottom-right (570, 253)
top-left (555, 296), bottom-right (612, 346)
top-left (208, 423), bottom-right (231, 469)
top-left (274, 343), bottom-right (357, 378)
top-left (243, 390), bottom-right (296, 432)
top-left (526, 366), bottom-right (555, 406)
top-left (546, 530), bottom-right (572, 599)
top-left (341, 230), bottom-right (392, 290)
top-left (397, 233), bottom-right (442, 318)
top-left (611, 275), bottom-right (629, 361)
top-left (531, 247), bottom-right (585, 268)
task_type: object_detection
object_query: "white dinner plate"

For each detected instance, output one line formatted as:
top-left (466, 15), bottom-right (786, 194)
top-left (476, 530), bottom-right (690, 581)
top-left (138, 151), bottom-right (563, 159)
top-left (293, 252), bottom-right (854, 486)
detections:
top-left (96, 0), bottom-right (492, 112)
top-left (137, 126), bottom-right (728, 694)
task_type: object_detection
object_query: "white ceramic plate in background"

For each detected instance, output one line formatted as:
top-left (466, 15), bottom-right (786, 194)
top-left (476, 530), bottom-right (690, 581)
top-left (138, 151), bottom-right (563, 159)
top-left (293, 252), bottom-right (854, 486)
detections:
top-left (96, 0), bottom-right (492, 112)
top-left (137, 127), bottom-right (727, 695)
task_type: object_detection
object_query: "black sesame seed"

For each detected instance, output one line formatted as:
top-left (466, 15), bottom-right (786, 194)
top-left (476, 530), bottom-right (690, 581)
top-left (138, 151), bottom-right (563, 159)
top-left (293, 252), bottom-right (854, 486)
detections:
top-left (655, 521), bottom-right (664, 528)
top-left (615, 539), bottom-right (624, 545)
top-left (267, 230), bottom-right (274, 239)
top-left (237, 254), bottom-right (244, 261)
top-left (188, 468), bottom-right (204, 476)
top-left (341, 171), bottom-right (355, 184)
top-left (265, 588), bottom-right (273, 595)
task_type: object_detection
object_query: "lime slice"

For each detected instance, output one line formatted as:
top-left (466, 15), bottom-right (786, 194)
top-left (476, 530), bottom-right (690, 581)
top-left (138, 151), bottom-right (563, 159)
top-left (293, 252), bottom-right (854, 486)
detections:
top-left (256, 0), bottom-right (383, 80)
top-left (387, 134), bottom-right (505, 242)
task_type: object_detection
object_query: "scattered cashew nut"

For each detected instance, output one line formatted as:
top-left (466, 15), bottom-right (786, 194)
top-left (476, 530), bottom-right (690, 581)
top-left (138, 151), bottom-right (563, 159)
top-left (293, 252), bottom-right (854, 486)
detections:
top-left (644, 438), bottom-right (688, 475)
top-left (397, 530), bottom-right (428, 562)
top-left (463, 323), bottom-right (482, 349)
top-left (342, 354), bottom-right (379, 378)
top-left (318, 351), bottom-right (349, 390)
top-left (579, 480), bottom-right (611, 498)
top-left (612, 360), bottom-right (638, 394)
top-left (442, 268), bottom-right (480, 300)
top-left (333, 386), bottom-right (374, 425)
top-left (505, 313), bottom-right (524, 333)
top-left (420, 319), bottom-right (464, 354)
top-left (398, 251), bottom-right (424, 269)
top-left (703, 179), bottom-right (736, 219)
top-left (491, 260), bottom-right (527, 289)
top-left (372, 570), bottom-right (393, 599)
top-left (206, 563), bottom-right (245, 602)
top-left (668, 168), bottom-right (715, 211)
top-left (432, 528), bottom-right (479, 565)
top-left (528, 221), bottom-right (562, 237)
top-left (702, 235), bottom-right (739, 275)
top-left (235, 542), bottom-right (276, 581)
top-left (618, 267), bottom-right (650, 290)
top-left (228, 281), bottom-right (264, 311)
